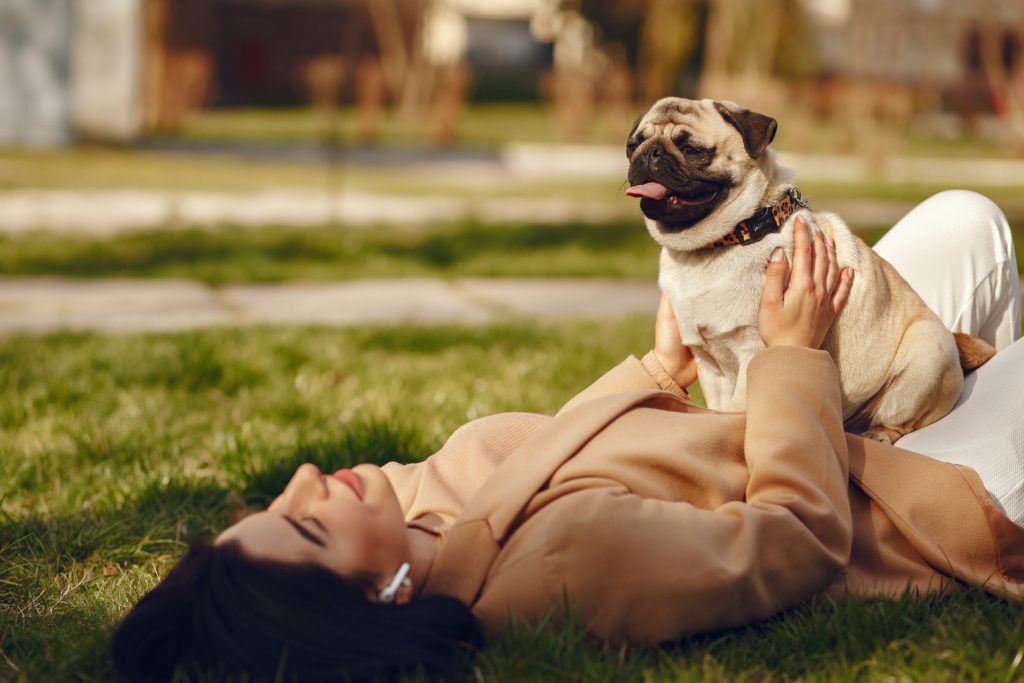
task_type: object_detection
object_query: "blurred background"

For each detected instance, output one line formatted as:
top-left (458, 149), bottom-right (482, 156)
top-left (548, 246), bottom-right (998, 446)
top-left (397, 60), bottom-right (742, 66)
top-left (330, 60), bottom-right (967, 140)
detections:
top-left (4, 0), bottom-right (1024, 151)
top-left (0, 0), bottom-right (1021, 327)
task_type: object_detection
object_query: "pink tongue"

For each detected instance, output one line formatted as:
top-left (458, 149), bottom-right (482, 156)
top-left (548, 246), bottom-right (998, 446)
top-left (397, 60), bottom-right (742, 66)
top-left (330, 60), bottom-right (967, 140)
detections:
top-left (625, 182), bottom-right (670, 200)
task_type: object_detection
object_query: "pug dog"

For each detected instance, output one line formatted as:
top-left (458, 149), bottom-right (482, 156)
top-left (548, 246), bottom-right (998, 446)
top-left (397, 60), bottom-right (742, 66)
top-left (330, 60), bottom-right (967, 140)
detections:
top-left (625, 97), bottom-right (994, 443)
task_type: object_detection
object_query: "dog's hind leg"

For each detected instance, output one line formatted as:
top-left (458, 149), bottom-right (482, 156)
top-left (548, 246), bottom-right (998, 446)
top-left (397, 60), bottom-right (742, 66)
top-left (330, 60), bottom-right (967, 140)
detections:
top-left (858, 319), bottom-right (963, 444)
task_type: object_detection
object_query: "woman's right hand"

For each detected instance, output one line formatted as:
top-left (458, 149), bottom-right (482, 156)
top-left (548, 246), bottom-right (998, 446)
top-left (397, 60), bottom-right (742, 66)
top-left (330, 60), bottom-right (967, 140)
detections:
top-left (758, 217), bottom-right (854, 349)
top-left (655, 293), bottom-right (699, 388)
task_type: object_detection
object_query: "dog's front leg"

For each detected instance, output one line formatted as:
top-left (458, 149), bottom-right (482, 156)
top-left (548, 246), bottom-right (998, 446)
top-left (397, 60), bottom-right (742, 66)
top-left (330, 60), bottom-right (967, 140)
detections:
top-left (727, 337), bottom-right (765, 412)
top-left (692, 354), bottom-right (735, 412)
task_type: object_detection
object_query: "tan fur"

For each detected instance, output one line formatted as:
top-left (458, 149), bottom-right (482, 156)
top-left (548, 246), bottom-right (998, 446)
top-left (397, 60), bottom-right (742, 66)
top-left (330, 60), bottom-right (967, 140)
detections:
top-left (953, 333), bottom-right (996, 370)
top-left (630, 97), bottom-right (983, 445)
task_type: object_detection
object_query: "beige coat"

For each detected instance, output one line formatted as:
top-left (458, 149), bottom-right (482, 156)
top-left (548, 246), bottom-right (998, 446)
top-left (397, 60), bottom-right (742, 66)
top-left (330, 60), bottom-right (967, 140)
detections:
top-left (382, 347), bottom-right (1024, 644)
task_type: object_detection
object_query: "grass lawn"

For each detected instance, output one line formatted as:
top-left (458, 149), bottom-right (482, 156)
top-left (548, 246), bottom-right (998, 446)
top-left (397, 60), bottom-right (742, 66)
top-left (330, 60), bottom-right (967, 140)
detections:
top-left (2, 207), bottom-right (1021, 284)
top-left (3, 321), bottom-right (1024, 681)
top-left (168, 104), bottom-right (1016, 159)
top-left (2, 142), bottom-right (1023, 283)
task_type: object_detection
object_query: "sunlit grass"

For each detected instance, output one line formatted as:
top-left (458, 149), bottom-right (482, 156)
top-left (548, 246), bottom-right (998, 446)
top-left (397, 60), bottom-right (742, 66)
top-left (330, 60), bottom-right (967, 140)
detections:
top-left (1, 213), bottom-right (1020, 284)
top-left (170, 104), bottom-right (1015, 159)
top-left (0, 219), bottom-right (656, 283)
top-left (2, 322), bottom-right (1022, 681)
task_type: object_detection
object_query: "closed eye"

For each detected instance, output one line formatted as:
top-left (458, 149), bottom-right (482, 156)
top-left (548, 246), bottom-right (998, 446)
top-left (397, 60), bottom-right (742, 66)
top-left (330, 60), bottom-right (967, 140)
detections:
top-left (676, 141), bottom-right (705, 155)
top-left (626, 138), bottom-right (643, 157)
top-left (283, 515), bottom-right (325, 547)
top-left (302, 516), bottom-right (328, 535)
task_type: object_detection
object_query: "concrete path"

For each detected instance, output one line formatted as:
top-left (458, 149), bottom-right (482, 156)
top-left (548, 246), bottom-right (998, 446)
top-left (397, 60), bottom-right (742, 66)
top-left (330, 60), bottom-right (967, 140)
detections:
top-left (0, 278), bottom-right (662, 333)
top-left (0, 188), bottom-right (636, 235)
top-left (3, 276), bottom-right (1020, 334)
top-left (3, 187), bottom-right (1006, 236)
top-left (0, 187), bottom-right (659, 234)
top-left (6, 274), bottom-right (1015, 335)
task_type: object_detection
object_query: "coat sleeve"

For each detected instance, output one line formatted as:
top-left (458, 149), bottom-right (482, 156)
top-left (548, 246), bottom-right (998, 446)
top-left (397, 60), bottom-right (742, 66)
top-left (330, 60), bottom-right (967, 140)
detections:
top-left (556, 351), bottom-right (689, 416)
top-left (481, 347), bottom-right (852, 644)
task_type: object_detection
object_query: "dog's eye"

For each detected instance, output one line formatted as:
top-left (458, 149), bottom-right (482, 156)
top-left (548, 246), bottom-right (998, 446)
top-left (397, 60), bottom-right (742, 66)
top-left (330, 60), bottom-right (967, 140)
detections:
top-left (681, 144), bottom-right (705, 156)
top-left (626, 139), bottom-right (642, 157)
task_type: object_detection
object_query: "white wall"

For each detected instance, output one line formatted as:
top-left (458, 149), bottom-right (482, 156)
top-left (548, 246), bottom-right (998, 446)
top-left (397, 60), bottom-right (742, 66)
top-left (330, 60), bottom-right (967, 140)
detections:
top-left (71, 0), bottom-right (144, 142)
top-left (0, 0), bottom-right (73, 147)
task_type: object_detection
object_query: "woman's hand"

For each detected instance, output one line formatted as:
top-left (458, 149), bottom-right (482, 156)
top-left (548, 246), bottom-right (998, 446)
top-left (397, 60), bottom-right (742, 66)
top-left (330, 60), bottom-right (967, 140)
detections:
top-left (655, 293), bottom-right (699, 388)
top-left (758, 217), bottom-right (855, 349)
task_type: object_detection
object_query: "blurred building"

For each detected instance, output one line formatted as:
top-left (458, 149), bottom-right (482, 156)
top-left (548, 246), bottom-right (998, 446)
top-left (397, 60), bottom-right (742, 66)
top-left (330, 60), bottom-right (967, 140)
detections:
top-left (146, 0), bottom-right (378, 108)
top-left (0, 0), bottom-right (144, 146)
top-left (802, 0), bottom-right (1023, 118)
top-left (423, 0), bottom-right (561, 100)
top-left (2, 0), bottom-right (1021, 148)
top-left (0, 0), bottom-right (74, 146)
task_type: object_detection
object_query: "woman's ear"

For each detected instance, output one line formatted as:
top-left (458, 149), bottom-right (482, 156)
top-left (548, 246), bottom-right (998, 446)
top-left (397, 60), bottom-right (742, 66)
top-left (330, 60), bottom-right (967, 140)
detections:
top-left (375, 562), bottom-right (412, 604)
top-left (393, 580), bottom-right (414, 605)
top-left (371, 576), bottom-right (413, 604)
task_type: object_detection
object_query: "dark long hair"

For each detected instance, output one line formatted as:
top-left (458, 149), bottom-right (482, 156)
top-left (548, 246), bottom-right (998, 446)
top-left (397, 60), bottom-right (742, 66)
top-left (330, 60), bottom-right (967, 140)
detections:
top-left (111, 539), bottom-right (482, 682)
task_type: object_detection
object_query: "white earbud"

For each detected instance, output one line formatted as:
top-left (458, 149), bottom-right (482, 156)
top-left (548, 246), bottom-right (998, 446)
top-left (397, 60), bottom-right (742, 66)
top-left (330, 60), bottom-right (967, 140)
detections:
top-left (377, 562), bottom-right (411, 603)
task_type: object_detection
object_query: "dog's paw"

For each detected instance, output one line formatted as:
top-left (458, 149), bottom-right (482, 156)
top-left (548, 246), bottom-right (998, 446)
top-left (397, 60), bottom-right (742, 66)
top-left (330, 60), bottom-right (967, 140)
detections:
top-left (793, 209), bottom-right (822, 235)
top-left (860, 426), bottom-right (901, 445)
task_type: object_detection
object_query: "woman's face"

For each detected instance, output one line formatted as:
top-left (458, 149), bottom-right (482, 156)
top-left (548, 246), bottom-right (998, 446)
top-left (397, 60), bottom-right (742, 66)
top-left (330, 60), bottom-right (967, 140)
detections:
top-left (217, 463), bottom-right (411, 599)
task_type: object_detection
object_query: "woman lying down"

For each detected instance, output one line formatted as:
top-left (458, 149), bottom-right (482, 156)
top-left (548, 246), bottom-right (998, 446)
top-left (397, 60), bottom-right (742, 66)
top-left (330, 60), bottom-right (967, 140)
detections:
top-left (113, 191), bottom-right (1024, 681)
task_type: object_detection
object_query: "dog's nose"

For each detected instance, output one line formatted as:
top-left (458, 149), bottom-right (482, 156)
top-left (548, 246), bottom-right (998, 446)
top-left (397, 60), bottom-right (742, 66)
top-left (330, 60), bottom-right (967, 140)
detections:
top-left (645, 144), bottom-right (664, 167)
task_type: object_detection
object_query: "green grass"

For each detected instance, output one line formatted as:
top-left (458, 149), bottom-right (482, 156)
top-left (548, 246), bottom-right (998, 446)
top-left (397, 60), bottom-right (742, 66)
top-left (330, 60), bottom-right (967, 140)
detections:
top-left (0, 219), bottom-right (659, 283)
top-left (170, 104), bottom-right (1017, 159)
top-left (169, 103), bottom-right (569, 149)
top-left (2, 322), bottom-right (1023, 681)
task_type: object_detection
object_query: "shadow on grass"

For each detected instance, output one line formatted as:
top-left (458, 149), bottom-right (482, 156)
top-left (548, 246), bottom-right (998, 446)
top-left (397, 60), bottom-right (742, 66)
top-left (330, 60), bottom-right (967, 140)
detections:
top-left (1, 418), bottom-right (429, 679)
top-left (0, 220), bottom-right (654, 283)
top-left (348, 319), bottom-right (551, 355)
top-left (379, 220), bottom-right (645, 268)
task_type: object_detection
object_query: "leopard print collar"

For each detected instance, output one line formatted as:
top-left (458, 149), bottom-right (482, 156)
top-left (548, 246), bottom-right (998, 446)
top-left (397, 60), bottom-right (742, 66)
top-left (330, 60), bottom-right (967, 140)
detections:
top-left (708, 188), bottom-right (808, 249)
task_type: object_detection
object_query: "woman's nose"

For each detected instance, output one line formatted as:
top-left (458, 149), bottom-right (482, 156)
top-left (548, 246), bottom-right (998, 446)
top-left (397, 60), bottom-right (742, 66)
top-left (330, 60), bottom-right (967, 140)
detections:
top-left (273, 463), bottom-right (324, 509)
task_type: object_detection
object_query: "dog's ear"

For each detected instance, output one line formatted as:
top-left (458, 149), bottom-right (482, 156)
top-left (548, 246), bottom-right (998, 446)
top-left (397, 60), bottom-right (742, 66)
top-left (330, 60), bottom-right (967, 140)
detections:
top-left (713, 100), bottom-right (777, 159)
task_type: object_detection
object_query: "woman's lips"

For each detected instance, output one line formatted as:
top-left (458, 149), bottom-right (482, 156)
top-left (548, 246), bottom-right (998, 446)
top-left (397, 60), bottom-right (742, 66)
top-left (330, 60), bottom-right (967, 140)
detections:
top-left (331, 469), bottom-right (364, 501)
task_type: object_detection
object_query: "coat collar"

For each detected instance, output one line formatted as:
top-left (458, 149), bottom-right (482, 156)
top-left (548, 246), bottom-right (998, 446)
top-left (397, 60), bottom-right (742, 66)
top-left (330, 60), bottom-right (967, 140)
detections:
top-left (423, 388), bottom-right (687, 604)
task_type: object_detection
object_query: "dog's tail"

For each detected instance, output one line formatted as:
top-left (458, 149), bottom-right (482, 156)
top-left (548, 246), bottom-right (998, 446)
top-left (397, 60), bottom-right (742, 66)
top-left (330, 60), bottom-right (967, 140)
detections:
top-left (953, 332), bottom-right (996, 370)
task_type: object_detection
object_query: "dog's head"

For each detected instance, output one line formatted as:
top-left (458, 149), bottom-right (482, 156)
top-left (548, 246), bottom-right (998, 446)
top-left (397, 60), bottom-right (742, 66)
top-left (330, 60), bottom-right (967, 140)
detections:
top-left (626, 97), bottom-right (788, 251)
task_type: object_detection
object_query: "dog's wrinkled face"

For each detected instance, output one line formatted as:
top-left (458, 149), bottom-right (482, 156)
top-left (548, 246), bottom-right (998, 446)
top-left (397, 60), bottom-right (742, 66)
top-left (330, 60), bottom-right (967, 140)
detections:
top-left (626, 97), bottom-right (779, 251)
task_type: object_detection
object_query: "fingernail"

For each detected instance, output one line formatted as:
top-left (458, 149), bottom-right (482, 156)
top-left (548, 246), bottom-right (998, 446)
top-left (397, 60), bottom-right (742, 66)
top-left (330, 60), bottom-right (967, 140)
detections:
top-left (824, 234), bottom-right (834, 247)
top-left (770, 247), bottom-right (784, 263)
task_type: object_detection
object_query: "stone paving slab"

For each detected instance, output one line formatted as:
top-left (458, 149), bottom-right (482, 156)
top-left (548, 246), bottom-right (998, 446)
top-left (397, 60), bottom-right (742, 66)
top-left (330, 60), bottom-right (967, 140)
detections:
top-left (0, 188), bottom-right (636, 235)
top-left (459, 278), bottom-right (660, 319)
top-left (0, 277), bottom-right (662, 334)
top-left (1, 276), bottom-right (1019, 335)
top-left (0, 279), bottom-right (230, 332)
top-left (222, 279), bottom-right (495, 326)
top-left (1, 187), bottom-right (1019, 236)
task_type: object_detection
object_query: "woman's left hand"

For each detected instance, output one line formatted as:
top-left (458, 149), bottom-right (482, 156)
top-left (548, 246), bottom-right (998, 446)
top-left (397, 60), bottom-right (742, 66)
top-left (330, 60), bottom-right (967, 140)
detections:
top-left (655, 293), bottom-right (699, 388)
top-left (758, 217), bottom-right (854, 349)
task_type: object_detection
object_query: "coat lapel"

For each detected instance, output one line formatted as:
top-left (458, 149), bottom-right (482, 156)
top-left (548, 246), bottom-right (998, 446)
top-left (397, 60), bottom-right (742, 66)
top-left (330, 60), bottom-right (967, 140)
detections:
top-left (424, 389), bottom-right (685, 604)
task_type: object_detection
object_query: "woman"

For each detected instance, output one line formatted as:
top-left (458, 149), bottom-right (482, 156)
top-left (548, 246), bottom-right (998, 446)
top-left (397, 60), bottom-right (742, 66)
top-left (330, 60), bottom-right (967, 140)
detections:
top-left (113, 191), bottom-right (1024, 682)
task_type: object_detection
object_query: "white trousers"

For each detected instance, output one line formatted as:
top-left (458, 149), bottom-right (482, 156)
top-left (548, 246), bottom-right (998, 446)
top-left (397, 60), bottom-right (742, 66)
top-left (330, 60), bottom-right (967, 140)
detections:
top-left (873, 190), bottom-right (1024, 523)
